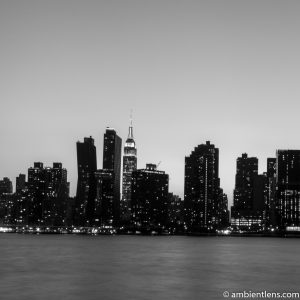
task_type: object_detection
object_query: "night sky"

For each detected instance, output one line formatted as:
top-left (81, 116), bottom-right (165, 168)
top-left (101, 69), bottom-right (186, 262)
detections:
top-left (1, 0), bottom-right (300, 205)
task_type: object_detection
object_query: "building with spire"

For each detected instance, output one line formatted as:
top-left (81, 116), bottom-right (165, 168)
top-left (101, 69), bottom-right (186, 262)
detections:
top-left (121, 116), bottom-right (137, 222)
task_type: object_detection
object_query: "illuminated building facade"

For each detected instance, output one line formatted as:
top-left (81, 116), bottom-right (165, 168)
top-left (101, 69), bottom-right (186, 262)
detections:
top-left (26, 162), bottom-right (69, 226)
top-left (230, 154), bottom-right (263, 231)
top-left (276, 150), bottom-right (300, 230)
top-left (102, 128), bottom-right (122, 225)
top-left (233, 153), bottom-right (258, 211)
top-left (0, 177), bottom-right (13, 195)
top-left (265, 158), bottom-right (277, 228)
top-left (95, 169), bottom-right (114, 226)
top-left (43, 163), bottom-right (69, 226)
top-left (121, 119), bottom-right (137, 222)
top-left (168, 193), bottom-right (184, 230)
top-left (184, 141), bottom-right (226, 232)
top-left (75, 137), bottom-right (97, 226)
top-left (131, 164), bottom-right (169, 229)
top-left (16, 174), bottom-right (26, 194)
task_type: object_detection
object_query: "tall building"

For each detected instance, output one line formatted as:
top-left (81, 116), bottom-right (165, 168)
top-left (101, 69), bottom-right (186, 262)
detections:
top-left (75, 137), bottom-right (97, 226)
top-left (27, 162), bottom-right (45, 225)
top-left (43, 163), bottom-right (69, 226)
top-left (265, 158), bottom-right (277, 228)
top-left (218, 190), bottom-right (230, 228)
top-left (184, 141), bottom-right (226, 232)
top-left (168, 193), bottom-right (184, 231)
top-left (0, 177), bottom-right (13, 225)
top-left (276, 150), bottom-right (300, 230)
top-left (131, 164), bottom-right (169, 229)
top-left (102, 128), bottom-right (122, 225)
top-left (121, 119), bottom-right (137, 222)
top-left (16, 174), bottom-right (26, 194)
top-left (233, 154), bottom-right (258, 210)
top-left (0, 177), bottom-right (13, 195)
top-left (231, 153), bottom-right (265, 231)
top-left (26, 162), bottom-right (69, 226)
top-left (94, 169), bottom-right (114, 226)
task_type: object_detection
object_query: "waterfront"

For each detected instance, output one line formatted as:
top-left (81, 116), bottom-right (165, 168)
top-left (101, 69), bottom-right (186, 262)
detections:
top-left (1, 235), bottom-right (300, 300)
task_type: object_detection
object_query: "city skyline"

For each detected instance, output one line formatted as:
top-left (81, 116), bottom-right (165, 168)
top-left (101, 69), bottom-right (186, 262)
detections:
top-left (1, 1), bottom-right (300, 206)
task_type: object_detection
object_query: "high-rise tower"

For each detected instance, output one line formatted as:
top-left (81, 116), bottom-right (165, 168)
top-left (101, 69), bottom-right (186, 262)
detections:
top-left (102, 128), bottom-right (122, 224)
top-left (184, 141), bottom-right (226, 232)
top-left (121, 117), bottom-right (137, 222)
top-left (75, 137), bottom-right (97, 226)
top-left (231, 153), bottom-right (264, 231)
top-left (131, 164), bottom-right (169, 229)
top-left (276, 150), bottom-right (300, 229)
top-left (233, 153), bottom-right (258, 211)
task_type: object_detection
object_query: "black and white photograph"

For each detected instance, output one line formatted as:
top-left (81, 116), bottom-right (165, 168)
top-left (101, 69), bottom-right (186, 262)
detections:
top-left (1, 1), bottom-right (300, 299)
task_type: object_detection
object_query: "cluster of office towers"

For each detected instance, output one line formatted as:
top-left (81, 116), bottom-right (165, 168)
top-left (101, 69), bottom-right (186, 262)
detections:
top-left (1, 120), bottom-right (300, 233)
top-left (74, 129), bottom-right (230, 231)
top-left (231, 151), bottom-right (300, 231)
top-left (74, 123), bottom-right (174, 230)
top-left (0, 163), bottom-right (70, 226)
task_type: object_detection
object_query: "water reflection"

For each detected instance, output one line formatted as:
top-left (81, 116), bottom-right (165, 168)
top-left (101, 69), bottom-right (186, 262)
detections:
top-left (0, 235), bottom-right (300, 300)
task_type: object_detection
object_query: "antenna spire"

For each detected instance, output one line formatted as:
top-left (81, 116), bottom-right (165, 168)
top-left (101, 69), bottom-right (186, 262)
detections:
top-left (128, 109), bottom-right (133, 138)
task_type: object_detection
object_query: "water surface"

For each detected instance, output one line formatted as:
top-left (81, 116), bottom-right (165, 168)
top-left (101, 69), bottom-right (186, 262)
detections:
top-left (0, 234), bottom-right (299, 300)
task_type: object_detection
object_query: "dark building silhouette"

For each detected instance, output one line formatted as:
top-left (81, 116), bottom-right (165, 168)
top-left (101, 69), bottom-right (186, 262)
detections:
top-left (43, 163), bottom-right (69, 226)
top-left (265, 158), bottom-right (277, 228)
top-left (184, 141), bottom-right (226, 232)
top-left (233, 154), bottom-right (258, 210)
top-left (253, 174), bottom-right (268, 212)
top-left (25, 162), bottom-right (69, 226)
top-left (12, 186), bottom-right (29, 225)
top-left (267, 158), bottom-right (276, 178)
top-left (75, 137), bottom-right (97, 226)
top-left (132, 164), bottom-right (169, 230)
top-left (231, 154), bottom-right (266, 231)
top-left (168, 193), bottom-right (184, 231)
top-left (121, 119), bottom-right (137, 222)
top-left (0, 177), bottom-right (13, 195)
top-left (218, 190), bottom-right (230, 228)
top-left (95, 169), bottom-right (114, 226)
top-left (102, 128), bottom-right (122, 225)
top-left (27, 162), bottom-right (45, 225)
top-left (16, 174), bottom-right (26, 194)
top-left (276, 150), bottom-right (300, 229)
top-left (0, 177), bottom-right (13, 225)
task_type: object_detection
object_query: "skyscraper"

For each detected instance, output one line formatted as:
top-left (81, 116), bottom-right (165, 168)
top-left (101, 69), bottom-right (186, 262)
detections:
top-left (101, 128), bottom-right (122, 225)
top-left (0, 177), bottom-right (13, 225)
top-left (16, 174), bottom-right (26, 194)
top-left (276, 150), bottom-right (300, 230)
top-left (43, 163), bottom-right (69, 226)
top-left (265, 158), bottom-right (277, 228)
top-left (168, 193), bottom-right (184, 231)
top-left (27, 162), bottom-right (45, 225)
top-left (131, 164), bottom-right (169, 230)
top-left (75, 137), bottom-right (97, 226)
top-left (94, 169), bottom-right (114, 226)
top-left (231, 153), bottom-right (264, 231)
top-left (184, 141), bottom-right (226, 232)
top-left (233, 153), bottom-right (258, 210)
top-left (26, 162), bottom-right (69, 226)
top-left (0, 177), bottom-right (13, 195)
top-left (121, 118), bottom-right (137, 222)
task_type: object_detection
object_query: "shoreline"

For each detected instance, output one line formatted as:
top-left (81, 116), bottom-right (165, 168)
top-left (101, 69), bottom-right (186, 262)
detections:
top-left (1, 226), bottom-right (300, 238)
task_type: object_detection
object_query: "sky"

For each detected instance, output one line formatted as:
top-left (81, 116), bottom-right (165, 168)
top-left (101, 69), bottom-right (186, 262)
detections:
top-left (1, 0), bottom-right (300, 206)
